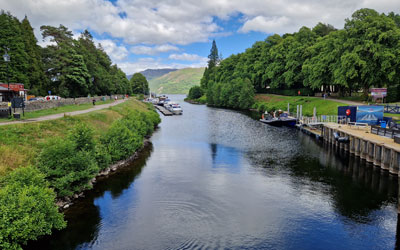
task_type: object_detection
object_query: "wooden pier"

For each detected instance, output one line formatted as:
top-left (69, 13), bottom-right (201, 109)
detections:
top-left (322, 123), bottom-right (400, 175)
top-left (154, 105), bottom-right (173, 116)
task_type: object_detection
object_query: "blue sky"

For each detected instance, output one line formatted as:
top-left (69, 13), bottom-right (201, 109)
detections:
top-left (1, 0), bottom-right (398, 74)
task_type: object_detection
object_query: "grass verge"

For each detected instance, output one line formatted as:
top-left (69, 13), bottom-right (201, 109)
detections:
top-left (254, 94), bottom-right (348, 116)
top-left (0, 99), bottom-right (114, 121)
top-left (0, 98), bottom-right (153, 176)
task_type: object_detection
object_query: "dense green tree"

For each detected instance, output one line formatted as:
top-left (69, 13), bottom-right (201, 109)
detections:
top-left (337, 8), bottom-right (400, 96)
top-left (188, 85), bottom-right (204, 99)
top-left (303, 30), bottom-right (347, 91)
top-left (20, 16), bottom-right (48, 95)
top-left (130, 72), bottom-right (149, 95)
top-left (41, 25), bottom-right (92, 97)
top-left (312, 22), bottom-right (337, 37)
top-left (0, 11), bottom-right (29, 85)
top-left (0, 166), bottom-right (66, 250)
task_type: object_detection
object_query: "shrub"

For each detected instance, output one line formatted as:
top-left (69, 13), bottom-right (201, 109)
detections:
top-left (100, 119), bottom-right (143, 162)
top-left (36, 138), bottom-right (99, 197)
top-left (188, 86), bottom-right (204, 99)
top-left (0, 167), bottom-right (66, 250)
top-left (68, 123), bottom-right (95, 152)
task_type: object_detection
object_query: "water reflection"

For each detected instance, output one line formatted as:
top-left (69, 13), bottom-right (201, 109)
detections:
top-left (26, 143), bottom-right (153, 250)
top-left (210, 143), bottom-right (241, 173)
top-left (26, 96), bottom-right (399, 250)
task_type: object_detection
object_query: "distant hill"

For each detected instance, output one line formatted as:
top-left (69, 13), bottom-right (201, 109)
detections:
top-left (127, 68), bottom-right (178, 81)
top-left (149, 67), bottom-right (205, 94)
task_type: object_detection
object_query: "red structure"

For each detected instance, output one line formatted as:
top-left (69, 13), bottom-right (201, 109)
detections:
top-left (0, 83), bottom-right (28, 102)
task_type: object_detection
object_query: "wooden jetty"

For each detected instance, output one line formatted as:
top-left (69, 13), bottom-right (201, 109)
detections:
top-left (154, 105), bottom-right (173, 116)
top-left (322, 123), bottom-right (400, 175)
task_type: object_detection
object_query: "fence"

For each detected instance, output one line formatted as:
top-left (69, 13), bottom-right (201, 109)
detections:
top-left (371, 126), bottom-right (400, 139)
top-left (299, 115), bottom-right (348, 125)
top-left (382, 104), bottom-right (400, 114)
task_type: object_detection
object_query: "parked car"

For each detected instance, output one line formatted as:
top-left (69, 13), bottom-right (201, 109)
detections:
top-left (28, 97), bottom-right (45, 101)
top-left (44, 95), bottom-right (61, 101)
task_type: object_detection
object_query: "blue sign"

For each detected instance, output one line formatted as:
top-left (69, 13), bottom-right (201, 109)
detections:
top-left (48, 90), bottom-right (51, 95)
top-left (356, 106), bottom-right (384, 125)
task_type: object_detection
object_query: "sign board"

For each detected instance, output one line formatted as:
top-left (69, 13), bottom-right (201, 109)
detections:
top-left (11, 97), bottom-right (25, 108)
top-left (370, 88), bottom-right (387, 100)
top-left (356, 105), bottom-right (383, 125)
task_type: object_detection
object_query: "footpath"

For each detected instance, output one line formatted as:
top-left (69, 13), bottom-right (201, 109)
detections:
top-left (0, 99), bottom-right (128, 126)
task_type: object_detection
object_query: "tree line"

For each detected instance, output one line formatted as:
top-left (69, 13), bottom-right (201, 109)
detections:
top-left (193, 8), bottom-right (400, 109)
top-left (0, 11), bottom-right (148, 98)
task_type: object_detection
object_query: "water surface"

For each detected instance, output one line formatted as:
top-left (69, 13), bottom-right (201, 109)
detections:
top-left (28, 95), bottom-right (399, 250)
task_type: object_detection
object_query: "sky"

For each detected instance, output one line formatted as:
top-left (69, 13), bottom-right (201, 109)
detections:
top-left (0, 0), bottom-right (399, 75)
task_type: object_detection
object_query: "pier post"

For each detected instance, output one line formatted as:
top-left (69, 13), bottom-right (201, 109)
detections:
top-left (350, 136), bottom-right (355, 154)
top-left (389, 149), bottom-right (399, 175)
top-left (374, 144), bottom-right (382, 166)
top-left (354, 138), bottom-right (360, 157)
top-left (381, 147), bottom-right (391, 170)
top-left (300, 105), bottom-right (303, 120)
top-left (360, 139), bottom-right (367, 160)
top-left (366, 142), bottom-right (374, 163)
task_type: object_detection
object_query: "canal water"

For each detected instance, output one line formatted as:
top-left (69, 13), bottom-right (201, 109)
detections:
top-left (28, 95), bottom-right (399, 250)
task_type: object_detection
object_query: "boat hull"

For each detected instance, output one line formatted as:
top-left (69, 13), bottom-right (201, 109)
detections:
top-left (259, 118), bottom-right (283, 127)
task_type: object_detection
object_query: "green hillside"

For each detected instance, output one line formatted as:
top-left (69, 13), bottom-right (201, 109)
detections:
top-left (149, 67), bottom-right (205, 94)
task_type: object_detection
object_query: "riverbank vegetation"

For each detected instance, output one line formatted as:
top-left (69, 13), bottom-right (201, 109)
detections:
top-left (188, 8), bottom-right (400, 108)
top-left (0, 11), bottom-right (134, 97)
top-left (0, 98), bottom-right (160, 249)
top-left (254, 94), bottom-right (346, 116)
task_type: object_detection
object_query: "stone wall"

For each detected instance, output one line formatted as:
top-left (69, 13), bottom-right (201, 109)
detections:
top-left (0, 95), bottom-right (125, 112)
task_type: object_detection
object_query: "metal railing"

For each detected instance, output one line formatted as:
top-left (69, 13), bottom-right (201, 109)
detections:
top-left (298, 115), bottom-right (348, 125)
top-left (371, 125), bottom-right (400, 139)
top-left (382, 104), bottom-right (400, 114)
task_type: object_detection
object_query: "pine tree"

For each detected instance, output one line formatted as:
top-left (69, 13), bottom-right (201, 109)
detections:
top-left (20, 16), bottom-right (48, 95)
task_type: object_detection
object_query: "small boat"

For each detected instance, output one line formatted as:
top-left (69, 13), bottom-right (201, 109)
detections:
top-left (259, 111), bottom-right (297, 127)
top-left (259, 113), bottom-right (283, 126)
top-left (260, 117), bottom-right (283, 126)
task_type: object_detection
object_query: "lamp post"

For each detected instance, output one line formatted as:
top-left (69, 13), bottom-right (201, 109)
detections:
top-left (3, 48), bottom-right (10, 101)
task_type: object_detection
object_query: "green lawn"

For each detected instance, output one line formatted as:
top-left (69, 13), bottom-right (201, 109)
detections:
top-left (254, 94), bottom-right (348, 116)
top-left (0, 99), bottom-right (114, 121)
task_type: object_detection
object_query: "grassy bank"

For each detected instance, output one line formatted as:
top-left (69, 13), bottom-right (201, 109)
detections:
top-left (0, 98), bottom-right (153, 176)
top-left (254, 94), bottom-right (348, 116)
top-left (0, 99), bottom-right (114, 121)
top-left (0, 98), bottom-right (160, 249)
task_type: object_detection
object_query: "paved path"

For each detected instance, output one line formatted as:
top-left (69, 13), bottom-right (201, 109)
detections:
top-left (321, 97), bottom-right (363, 106)
top-left (0, 98), bottom-right (128, 126)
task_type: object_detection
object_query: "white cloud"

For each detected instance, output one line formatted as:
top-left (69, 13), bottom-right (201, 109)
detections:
top-left (240, 16), bottom-right (292, 34)
top-left (1, 0), bottom-right (398, 45)
top-left (94, 39), bottom-right (128, 61)
top-left (130, 44), bottom-right (179, 55)
top-left (168, 53), bottom-right (206, 62)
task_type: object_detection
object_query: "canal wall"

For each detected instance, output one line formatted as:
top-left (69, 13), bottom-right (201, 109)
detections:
top-left (321, 124), bottom-right (400, 175)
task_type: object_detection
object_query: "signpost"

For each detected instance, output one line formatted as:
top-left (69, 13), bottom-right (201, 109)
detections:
top-left (370, 88), bottom-right (387, 102)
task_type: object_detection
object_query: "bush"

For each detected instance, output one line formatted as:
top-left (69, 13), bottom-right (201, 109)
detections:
top-left (0, 166), bottom-right (66, 250)
top-left (100, 118), bottom-right (143, 162)
top-left (68, 123), bottom-right (95, 152)
top-left (188, 86), bottom-right (204, 99)
top-left (36, 137), bottom-right (99, 197)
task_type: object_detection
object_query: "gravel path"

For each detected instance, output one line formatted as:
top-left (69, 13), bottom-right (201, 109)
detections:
top-left (0, 98), bottom-right (128, 126)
